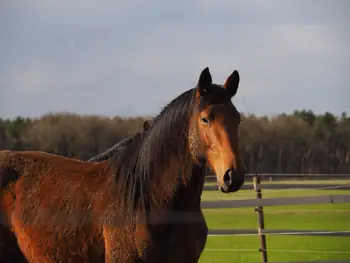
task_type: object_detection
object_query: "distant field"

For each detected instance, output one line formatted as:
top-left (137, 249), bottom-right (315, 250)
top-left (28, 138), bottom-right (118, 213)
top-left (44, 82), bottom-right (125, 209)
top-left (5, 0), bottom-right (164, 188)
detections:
top-left (199, 187), bottom-right (350, 263)
top-left (203, 203), bottom-right (350, 231)
top-left (199, 235), bottom-right (350, 263)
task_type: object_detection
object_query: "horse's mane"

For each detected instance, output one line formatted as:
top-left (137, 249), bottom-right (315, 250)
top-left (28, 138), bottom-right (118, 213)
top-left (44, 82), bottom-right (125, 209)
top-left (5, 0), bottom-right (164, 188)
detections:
top-left (110, 88), bottom-right (197, 213)
top-left (87, 132), bottom-right (145, 162)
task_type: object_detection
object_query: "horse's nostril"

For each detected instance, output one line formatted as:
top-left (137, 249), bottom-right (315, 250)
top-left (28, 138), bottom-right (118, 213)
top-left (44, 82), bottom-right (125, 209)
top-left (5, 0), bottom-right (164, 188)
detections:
top-left (223, 169), bottom-right (233, 186)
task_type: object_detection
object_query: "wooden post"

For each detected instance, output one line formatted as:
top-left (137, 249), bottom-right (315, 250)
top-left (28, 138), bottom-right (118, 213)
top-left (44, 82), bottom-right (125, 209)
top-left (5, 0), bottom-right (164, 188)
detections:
top-left (253, 172), bottom-right (268, 263)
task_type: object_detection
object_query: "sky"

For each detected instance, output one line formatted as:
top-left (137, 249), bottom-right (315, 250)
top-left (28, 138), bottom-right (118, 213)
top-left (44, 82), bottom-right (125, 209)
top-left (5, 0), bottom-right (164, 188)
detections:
top-left (1, 0), bottom-right (349, 119)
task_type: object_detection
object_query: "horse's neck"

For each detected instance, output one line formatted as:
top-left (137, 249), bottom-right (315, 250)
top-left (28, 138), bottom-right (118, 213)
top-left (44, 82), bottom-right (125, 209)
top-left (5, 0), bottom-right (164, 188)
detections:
top-left (145, 148), bottom-right (195, 209)
top-left (149, 162), bottom-right (205, 212)
top-left (173, 165), bottom-right (205, 210)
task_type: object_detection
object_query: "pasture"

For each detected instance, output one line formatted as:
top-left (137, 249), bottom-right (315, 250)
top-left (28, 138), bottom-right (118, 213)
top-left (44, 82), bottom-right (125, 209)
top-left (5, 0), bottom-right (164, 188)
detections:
top-left (198, 179), bottom-right (350, 263)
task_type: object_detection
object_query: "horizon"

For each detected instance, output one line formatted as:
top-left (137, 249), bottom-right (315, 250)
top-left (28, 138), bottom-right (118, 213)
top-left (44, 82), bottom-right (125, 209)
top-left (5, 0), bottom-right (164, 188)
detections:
top-left (0, 108), bottom-right (347, 121)
top-left (1, 1), bottom-right (349, 119)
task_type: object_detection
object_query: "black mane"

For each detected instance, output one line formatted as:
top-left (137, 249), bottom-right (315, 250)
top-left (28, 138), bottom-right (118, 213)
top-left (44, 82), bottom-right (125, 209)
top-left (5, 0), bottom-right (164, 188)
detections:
top-left (110, 88), bottom-right (196, 213)
top-left (87, 132), bottom-right (145, 162)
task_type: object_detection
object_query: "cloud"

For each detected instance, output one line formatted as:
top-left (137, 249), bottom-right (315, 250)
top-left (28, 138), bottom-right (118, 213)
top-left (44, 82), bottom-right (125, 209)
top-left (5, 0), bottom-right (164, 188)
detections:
top-left (0, 0), bottom-right (349, 119)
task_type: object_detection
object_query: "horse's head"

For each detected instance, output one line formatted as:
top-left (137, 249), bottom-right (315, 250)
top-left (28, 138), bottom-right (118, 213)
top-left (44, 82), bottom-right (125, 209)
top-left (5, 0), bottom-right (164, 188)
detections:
top-left (189, 67), bottom-right (245, 193)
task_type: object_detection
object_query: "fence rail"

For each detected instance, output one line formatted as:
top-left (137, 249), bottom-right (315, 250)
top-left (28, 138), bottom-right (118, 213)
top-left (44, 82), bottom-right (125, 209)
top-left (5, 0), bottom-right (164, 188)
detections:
top-left (201, 194), bottom-right (350, 209)
top-left (203, 183), bottom-right (350, 191)
top-left (208, 229), bottom-right (350, 237)
top-left (206, 173), bottom-right (350, 177)
top-left (205, 173), bottom-right (350, 182)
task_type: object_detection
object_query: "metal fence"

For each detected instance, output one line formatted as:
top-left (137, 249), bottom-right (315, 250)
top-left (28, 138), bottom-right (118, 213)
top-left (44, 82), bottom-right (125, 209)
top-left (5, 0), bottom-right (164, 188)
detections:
top-left (201, 173), bottom-right (350, 263)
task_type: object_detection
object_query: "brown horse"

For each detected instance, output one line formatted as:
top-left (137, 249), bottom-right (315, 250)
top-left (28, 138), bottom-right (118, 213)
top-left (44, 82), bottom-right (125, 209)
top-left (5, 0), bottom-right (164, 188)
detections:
top-left (0, 67), bottom-right (245, 263)
top-left (88, 119), bottom-right (208, 263)
top-left (0, 119), bottom-right (208, 263)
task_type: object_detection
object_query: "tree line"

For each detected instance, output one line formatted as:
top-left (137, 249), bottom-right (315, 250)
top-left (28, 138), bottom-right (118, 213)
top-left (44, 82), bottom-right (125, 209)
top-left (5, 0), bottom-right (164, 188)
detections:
top-left (1, 110), bottom-right (349, 174)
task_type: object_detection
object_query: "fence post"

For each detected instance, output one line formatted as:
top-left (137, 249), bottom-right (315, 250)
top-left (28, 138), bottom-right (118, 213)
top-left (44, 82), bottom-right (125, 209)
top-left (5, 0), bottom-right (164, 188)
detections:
top-left (253, 172), bottom-right (268, 263)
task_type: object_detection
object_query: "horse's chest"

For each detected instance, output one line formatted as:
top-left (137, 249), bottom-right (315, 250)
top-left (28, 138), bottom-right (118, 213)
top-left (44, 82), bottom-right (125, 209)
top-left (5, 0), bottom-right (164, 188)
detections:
top-left (135, 224), bottom-right (200, 263)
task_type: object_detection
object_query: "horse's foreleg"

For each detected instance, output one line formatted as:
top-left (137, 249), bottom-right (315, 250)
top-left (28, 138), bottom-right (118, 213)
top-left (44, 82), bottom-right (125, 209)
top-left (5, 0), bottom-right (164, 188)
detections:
top-left (181, 236), bottom-right (207, 263)
top-left (182, 218), bottom-right (208, 263)
top-left (103, 227), bottom-right (137, 263)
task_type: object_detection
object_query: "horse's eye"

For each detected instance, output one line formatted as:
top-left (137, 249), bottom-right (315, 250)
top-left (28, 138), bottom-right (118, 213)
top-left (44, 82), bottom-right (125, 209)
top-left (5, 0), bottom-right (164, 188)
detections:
top-left (201, 117), bottom-right (209, 124)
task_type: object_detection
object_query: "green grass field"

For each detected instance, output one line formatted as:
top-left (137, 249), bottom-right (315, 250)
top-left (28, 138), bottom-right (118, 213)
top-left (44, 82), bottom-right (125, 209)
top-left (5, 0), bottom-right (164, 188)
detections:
top-left (198, 182), bottom-right (350, 263)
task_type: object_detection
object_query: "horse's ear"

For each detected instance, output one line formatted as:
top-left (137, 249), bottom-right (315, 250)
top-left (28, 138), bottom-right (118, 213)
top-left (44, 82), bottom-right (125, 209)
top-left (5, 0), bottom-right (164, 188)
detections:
top-left (223, 70), bottom-right (240, 98)
top-left (197, 67), bottom-right (212, 97)
top-left (143, 120), bottom-right (150, 131)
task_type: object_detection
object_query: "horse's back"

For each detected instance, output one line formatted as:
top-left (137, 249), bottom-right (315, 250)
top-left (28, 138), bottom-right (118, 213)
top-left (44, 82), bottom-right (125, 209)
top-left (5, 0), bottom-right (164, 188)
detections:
top-left (0, 149), bottom-right (90, 197)
top-left (0, 149), bottom-right (105, 182)
top-left (0, 148), bottom-right (109, 219)
top-left (0, 150), bottom-right (107, 262)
